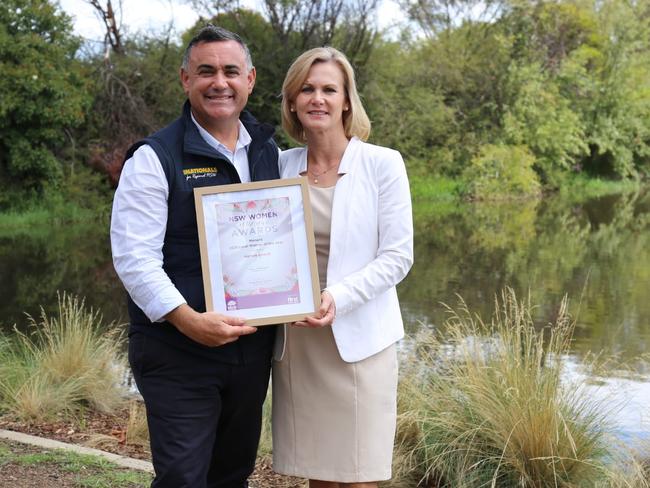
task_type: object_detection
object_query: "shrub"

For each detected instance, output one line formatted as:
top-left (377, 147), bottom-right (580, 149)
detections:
top-left (0, 293), bottom-right (126, 421)
top-left (391, 289), bottom-right (613, 487)
top-left (463, 144), bottom-right (542, 200)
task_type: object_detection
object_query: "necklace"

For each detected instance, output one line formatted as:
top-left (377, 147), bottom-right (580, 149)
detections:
top-left (307, 163), bottom-right (339, 184)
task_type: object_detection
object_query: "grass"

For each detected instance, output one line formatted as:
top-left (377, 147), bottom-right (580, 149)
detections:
top-left (389, 288), bottom-right (648, 487)
top-left (559, 174), bottom-right (642, 200)
top-left (409, 175), bottom-right (466, 202)
top-left (0, 438), bottom-right (152, 487)
top-left (0, 201), bottom-right (105, 237)
top-left (0, 293), bottom-right (126, 421)
top-left (408, 173), bottom-right (646, 206)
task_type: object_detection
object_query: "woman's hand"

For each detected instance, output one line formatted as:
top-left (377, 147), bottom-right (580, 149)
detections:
top-left (292, 290), bottom-right (336, 328)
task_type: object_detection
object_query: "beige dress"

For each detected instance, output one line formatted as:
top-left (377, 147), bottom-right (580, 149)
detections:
top-left (272, 184), bottom-right (398, 482)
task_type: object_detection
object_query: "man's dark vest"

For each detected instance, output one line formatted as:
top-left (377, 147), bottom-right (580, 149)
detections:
top-left (122, 101), bottom-right (279, 364)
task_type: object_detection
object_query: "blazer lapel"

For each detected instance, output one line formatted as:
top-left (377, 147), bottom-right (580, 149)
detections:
top-left (326, 138), bottom-right (359, 283)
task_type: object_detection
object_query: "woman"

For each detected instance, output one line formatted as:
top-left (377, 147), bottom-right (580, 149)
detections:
top-left (272, 47), bottom-right (413, 488)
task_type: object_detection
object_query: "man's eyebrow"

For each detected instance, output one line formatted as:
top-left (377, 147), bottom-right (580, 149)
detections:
top-left (195, 63), bottom-right (242, 72)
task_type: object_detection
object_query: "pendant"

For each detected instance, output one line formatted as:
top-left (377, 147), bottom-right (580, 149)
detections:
top-left (314, 178), bottom-right (318, 184)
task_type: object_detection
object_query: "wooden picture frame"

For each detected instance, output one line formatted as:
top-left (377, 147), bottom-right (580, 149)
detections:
top-left (194, 177), bottom-right (320, 326)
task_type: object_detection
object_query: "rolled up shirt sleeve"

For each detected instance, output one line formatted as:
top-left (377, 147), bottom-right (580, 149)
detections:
top-left (110, 145), bottom-right (186, 323)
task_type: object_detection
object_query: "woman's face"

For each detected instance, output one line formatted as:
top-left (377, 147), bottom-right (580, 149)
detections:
top-left (292, 61), bottom-right (349, 136)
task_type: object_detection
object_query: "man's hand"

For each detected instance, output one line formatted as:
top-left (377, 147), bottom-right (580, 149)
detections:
top-left (165, 304), bottom-right (256, 347)
top-left (292, 290), bottom-right (336, 328)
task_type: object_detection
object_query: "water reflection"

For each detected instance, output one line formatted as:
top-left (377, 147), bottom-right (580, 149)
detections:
top-left (0, 222), bottom-right (126, 330)
top-left (563, 358), bottom-right (650, 446)
top-left (400, 188), bottom-right (650, 361)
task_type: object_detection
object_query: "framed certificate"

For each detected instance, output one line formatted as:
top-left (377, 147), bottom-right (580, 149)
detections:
top-left (194, 177), bottom-right (320, 326)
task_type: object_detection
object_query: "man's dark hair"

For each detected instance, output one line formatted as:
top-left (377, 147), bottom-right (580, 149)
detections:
top-left (181, 24), bottom-right (253, 71)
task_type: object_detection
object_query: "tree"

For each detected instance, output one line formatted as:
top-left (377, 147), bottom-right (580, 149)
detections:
top-left (363, 40), bottom-right (458, 174)
top-left (396, 0), bottom-right (504, 38)
top-left (85, 0), bottom-right (125, 56)
top-left (502, 62), bottom-right (588, 183)
top-left (82, 32), bottom-right (185, 184)
top-left (0, 0), bottom-right (90, 208)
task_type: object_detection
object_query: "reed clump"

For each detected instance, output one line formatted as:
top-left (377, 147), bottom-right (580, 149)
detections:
top-left (0, 293), bottom-right (126, 421)
top-left (390, 288), bottom-right (633, 488)
top-left (125, 400), bottom-right (149, 446)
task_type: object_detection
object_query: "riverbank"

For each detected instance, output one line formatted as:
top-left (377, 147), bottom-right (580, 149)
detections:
top-left (2, 174), bottom-right (643, 232)
top-left (0, 167), bottom-right (112, 235)
top-left (409, 173), bottom-right (645, 203)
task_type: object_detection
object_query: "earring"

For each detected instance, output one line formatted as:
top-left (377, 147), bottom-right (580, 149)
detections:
top-left (344, 106), bottom-right (349, 111)
top-left (290, 106), bottom-right (295, 112)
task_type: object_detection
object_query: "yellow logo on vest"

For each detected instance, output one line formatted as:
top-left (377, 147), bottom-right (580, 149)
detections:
top-left (183, 167), bottom-right (218, 181)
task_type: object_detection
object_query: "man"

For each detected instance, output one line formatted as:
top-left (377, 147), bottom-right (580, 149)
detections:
top-left (110, 25), bottom-right (279, 488)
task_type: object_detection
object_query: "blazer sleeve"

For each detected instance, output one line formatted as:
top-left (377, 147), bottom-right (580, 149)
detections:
top-left (325, 149), bottom-right (414, 317)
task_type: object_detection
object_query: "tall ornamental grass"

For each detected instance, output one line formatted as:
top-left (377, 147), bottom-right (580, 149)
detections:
top-left (0, 293), bottom-right (126, 421)
top-left (390, 288), bottom-right (643, 487)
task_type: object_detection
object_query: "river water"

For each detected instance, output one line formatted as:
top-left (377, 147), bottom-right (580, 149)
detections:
top-left (1, 187), bottom-right (648, 439)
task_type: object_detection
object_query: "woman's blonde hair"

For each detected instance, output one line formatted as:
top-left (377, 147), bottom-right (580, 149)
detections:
top-left (281, 47), bottom-right (371, 143)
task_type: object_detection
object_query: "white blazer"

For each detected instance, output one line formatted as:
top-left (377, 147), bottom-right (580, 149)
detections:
top-left (275, 137), bottom-right (414, 362)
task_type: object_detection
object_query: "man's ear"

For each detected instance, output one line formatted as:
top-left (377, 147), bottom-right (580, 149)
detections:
top-left (247, 67), bottom-right (256, 94)
top-left (180, 68), bottom-right (190, 95)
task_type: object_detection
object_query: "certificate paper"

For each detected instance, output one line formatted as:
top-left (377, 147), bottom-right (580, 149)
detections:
top-left (194, 178), bottom-right (320, 326)
top-left (216, 197), bottom-right (299, 310)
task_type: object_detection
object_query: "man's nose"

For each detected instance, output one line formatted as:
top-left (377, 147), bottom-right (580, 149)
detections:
top-left (211, 71), bottom-right (228, 89)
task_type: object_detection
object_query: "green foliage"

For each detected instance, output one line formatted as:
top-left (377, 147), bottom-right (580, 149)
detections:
top-left (463, 144), bottom-right (541, 200)
top-left (560, 173), bottom-right (642, 200)
top-left (503, 63), bottom-right (588, 182)
top-left (0, 0), bottom-right (90, 207)
top-left (576, 0), bottom-right (650, 178)
top-left (364, 41), bottom-right (458, 174)
top-left (79, 33), bottom-right (185, 182)
top-left (369, 0), bottom-right (650, 189)
top-left (501, 0), bottom-right (650, 180)
top-left (5, 0), bottom-right (650, 208)
top-left (0, 165), bottom-right (112, 236)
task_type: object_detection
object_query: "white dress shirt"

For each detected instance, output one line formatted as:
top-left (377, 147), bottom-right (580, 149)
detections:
top-left (110, 117), bottom-right (252, 323)
top-left (192, 114), bottom-right (252, 183)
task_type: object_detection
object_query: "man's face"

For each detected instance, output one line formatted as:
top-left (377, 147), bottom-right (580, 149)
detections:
top-left (180, 40), bottom-right (256, 131)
